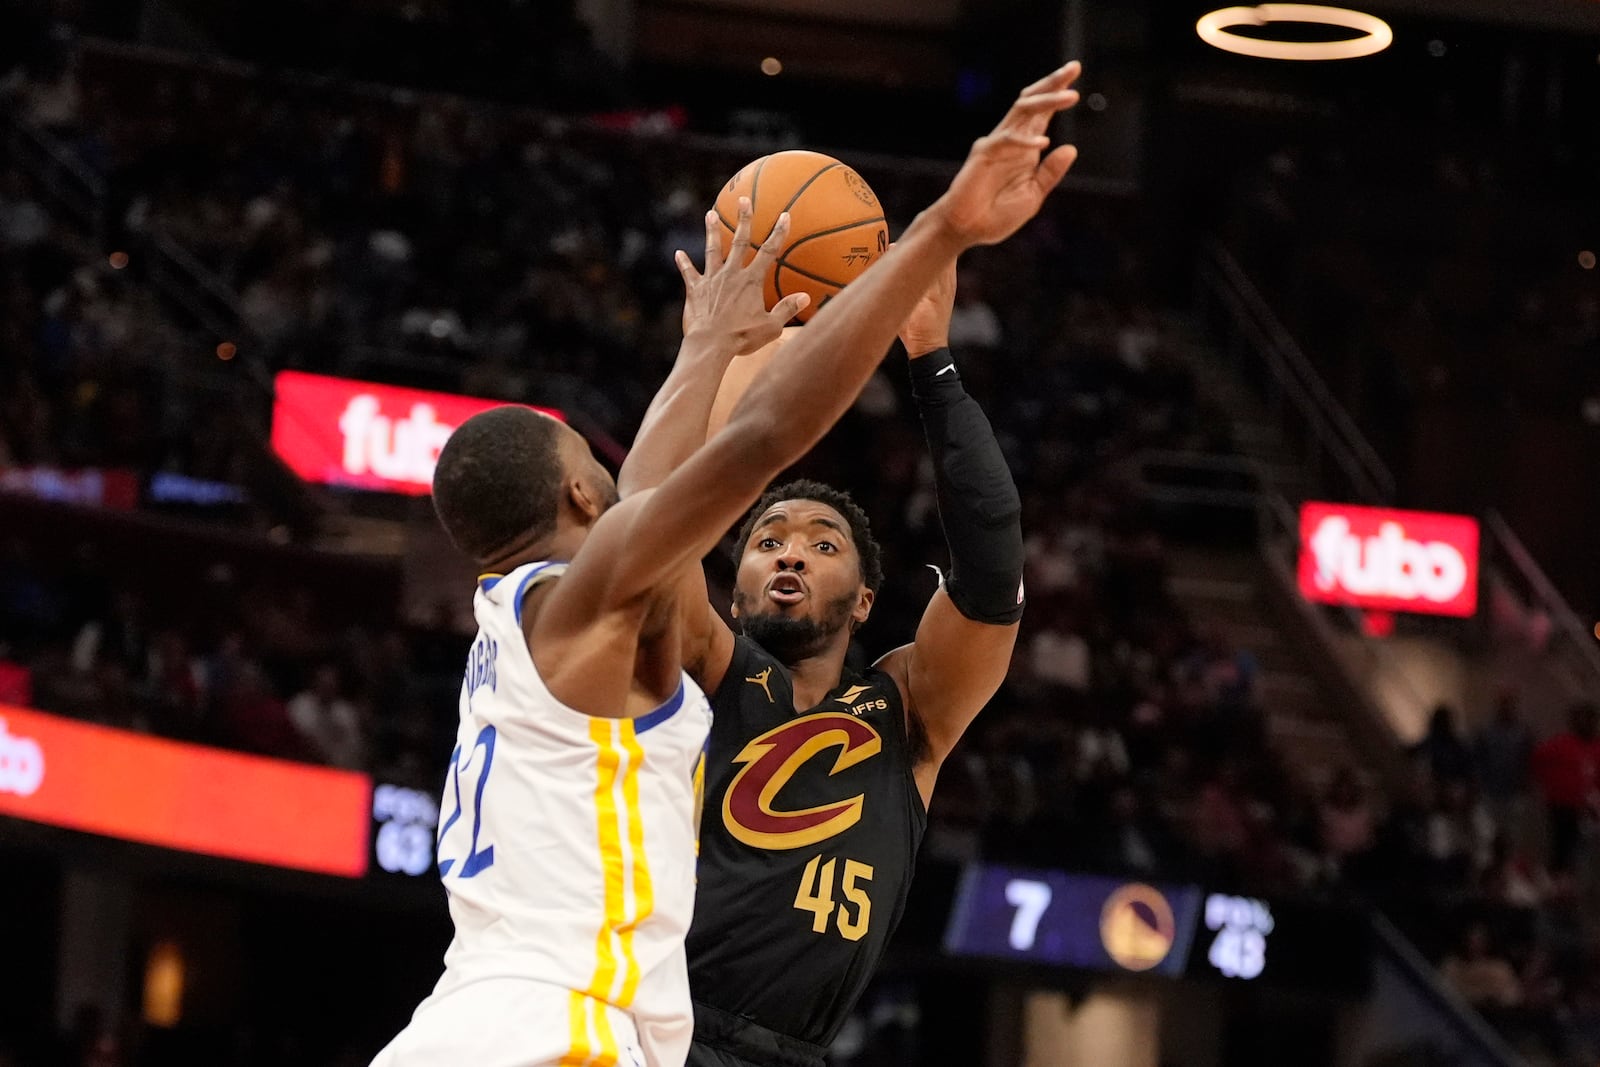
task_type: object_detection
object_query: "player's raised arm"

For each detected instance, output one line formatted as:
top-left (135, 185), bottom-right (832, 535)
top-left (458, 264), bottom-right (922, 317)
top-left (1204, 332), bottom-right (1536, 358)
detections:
top-left (575, 62), bottom-right (1080, 610)
top-left (616, 198), bottom-right (809, 498)
top-left (624, 61), bottom-right (1082, 500)
top-left (875, 259), bottom-right (1025, 800)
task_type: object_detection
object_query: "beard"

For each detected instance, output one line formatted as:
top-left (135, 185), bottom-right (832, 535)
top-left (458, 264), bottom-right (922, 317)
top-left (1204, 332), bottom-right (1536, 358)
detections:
top-left (735, 590), bottom-right (858, 664)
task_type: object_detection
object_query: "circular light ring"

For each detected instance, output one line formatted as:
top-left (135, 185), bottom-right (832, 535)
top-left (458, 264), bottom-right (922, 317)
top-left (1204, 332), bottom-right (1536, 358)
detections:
top-left (1197, 4), bottom-right (1393, 60)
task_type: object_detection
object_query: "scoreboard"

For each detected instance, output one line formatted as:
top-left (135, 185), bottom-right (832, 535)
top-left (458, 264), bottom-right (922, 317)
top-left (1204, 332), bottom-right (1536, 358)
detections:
top-left (943, 864), bottom-right (1370, 995)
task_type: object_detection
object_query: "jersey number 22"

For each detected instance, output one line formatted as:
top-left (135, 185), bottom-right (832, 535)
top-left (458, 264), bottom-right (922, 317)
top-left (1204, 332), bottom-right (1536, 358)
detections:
top-left (438, 724), bottom-right (497, 878)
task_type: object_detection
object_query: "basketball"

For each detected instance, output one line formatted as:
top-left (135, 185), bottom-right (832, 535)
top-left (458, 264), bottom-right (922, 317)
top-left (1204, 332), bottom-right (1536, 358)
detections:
top-left (713, 150), bottom-right (888, 323)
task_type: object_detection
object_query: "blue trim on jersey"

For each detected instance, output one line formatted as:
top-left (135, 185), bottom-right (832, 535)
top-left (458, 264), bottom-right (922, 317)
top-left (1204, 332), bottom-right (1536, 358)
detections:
top-left (479, 575), bottom-right (504, 592)
top-left (635, 681), bottom-right (686, 734)
top-left (510, 563), bottom-right (561, 627)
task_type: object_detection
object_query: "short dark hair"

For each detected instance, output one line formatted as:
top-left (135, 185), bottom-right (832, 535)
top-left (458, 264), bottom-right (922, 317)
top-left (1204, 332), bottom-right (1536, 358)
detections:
top-left (733, 479), bottom-right (884, 593)
top-left (432, 406), bottom-right (564, 562)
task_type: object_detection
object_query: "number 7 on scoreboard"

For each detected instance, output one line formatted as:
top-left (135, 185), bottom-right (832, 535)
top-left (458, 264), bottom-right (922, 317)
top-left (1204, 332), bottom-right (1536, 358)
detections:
top-left (1005, 878), bottom-right (1052, 951)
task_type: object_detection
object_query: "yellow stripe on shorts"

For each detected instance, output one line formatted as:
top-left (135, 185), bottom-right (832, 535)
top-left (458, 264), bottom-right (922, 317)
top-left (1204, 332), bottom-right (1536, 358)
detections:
top-left (591, 997), bottom-right (620, 1067)
top-left (559, 990), bottom-right (592, 1066)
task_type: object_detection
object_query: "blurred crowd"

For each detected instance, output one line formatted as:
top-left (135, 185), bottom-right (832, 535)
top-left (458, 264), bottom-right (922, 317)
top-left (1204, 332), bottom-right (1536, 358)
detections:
top-left (4, 26), bottom-right (1600, 1067)
top-left (1370, 699), bottom-right (1600, 1066)
top-left (1224, 126), bottom-right (1600, 618)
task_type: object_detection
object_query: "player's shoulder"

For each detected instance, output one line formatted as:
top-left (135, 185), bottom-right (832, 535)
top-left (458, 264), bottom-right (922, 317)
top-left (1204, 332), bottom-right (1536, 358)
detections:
top-left (478, 560), bottom-right (569, 624)
top-left (731, 632), bottom-right (773, 668)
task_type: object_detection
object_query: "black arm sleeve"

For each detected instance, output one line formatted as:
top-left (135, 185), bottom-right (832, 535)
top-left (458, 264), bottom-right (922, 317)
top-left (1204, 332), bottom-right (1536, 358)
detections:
top-left (908, 347), bottom-right (1025, 624)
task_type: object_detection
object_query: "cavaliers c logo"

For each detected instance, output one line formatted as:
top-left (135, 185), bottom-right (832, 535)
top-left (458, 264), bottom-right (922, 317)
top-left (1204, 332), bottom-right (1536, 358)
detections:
top-left (722, 713), bottom-right (882, 850)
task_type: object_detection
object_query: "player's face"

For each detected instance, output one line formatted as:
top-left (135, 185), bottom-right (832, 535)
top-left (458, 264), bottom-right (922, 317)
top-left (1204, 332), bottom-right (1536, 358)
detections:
top-left (731, 500), bottom-right (872, 661)
top-left (556, 422), bottom-right (618, 515)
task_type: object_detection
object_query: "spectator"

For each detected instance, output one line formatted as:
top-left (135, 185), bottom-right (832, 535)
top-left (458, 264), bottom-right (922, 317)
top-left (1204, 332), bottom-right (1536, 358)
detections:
top-left (69, 587), bottom-right (149, 680)
top-left (1474, 691), bottom-right (1534, 837)
top-left (1319, 767), bottom-right (1377, 875)
top-left (1440, 927), bottom-right (1523, 1036)
top-left (146, 629), bottom-right (203, 740)
top-left (1413, 704), bottom-right (1474, 787)
top-left (1191, 759), bottom-right (1251, 876)
top-left (1440, 923), bottom-right (1524, 1014)
top-left (1087, 781), bottom-right (1170, 876)
top-left (287, 663), bottom-right (366, 770)
top-left (224, 661), bottom-right (308, 761)
top-left (1480, 834), bottom-right (1548, 913)
top-left (1025, 598), bottom-right (1091, 694)
top-left (1531, 702), bottom-right (1600, 879)
top-left (947, 266), bottom-right (1003, 350)
top-left (1423, 777), bottom-right (1494, 890)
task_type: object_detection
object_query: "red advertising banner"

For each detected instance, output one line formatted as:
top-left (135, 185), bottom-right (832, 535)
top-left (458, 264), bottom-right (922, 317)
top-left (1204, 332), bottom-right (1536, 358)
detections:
top-left (271, 371), bottom-right (563, 495)
top-left (1298, 502), bottom-right (1480, 618)
top-left (0, 705), bottom-right (371, 877)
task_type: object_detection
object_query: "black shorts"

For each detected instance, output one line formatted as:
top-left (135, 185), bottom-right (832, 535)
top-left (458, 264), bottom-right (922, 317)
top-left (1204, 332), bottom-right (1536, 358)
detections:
top-left (686, 1002), bottom-right (828, 1067)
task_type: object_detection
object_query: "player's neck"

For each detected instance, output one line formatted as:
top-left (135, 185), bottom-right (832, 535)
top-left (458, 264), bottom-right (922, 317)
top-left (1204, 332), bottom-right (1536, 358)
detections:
top-left (783, 644), bottom-right (851, 711)
top-left (486, 526), bottom-right (586, 573)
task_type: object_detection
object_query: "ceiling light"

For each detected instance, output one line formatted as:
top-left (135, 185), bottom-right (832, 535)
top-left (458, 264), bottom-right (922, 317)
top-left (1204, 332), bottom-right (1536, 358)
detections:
top-left (1197, 4), bottom-right (1393, 61)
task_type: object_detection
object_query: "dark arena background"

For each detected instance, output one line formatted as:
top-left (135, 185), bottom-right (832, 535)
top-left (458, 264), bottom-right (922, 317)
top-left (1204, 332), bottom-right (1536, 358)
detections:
top-left (3, 1), bottom-right (1600, 1065)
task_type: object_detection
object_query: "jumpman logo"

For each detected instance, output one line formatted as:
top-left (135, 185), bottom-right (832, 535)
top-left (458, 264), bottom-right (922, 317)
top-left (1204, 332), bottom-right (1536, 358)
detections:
top-left (746, 666), bottom-right (775, 704)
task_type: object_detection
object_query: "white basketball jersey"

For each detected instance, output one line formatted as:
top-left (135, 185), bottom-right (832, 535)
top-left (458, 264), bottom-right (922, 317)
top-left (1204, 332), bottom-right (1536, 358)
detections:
top-left (422, 560), bottom-right (712, 1064)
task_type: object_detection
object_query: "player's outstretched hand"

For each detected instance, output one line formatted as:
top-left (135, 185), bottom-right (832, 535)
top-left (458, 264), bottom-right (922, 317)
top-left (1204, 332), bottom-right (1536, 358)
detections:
top-left (677, 196), bottom-right (810, 356)
top-left (932, 61), bottom-right (1083, 248)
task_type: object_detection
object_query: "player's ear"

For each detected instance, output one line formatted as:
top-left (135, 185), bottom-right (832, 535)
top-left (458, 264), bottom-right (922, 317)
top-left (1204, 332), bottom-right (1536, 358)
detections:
top-left (566, 475), bottom-right (602, 525)
top-left (852, 587), bottom-right (874, 627)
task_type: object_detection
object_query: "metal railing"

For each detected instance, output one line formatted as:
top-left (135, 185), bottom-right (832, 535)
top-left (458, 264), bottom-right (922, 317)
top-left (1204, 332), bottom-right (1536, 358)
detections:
top-left (3, 105), bottom-right (326, 534)
top-left (1257, 492), bottom-right (1433, 747)
top-left (1124, 452), bottom-right (1521, 1065)
top-left (1483, 511), bottom-right (1600, 701)
top-left (4, 112), bottom-right (106, 244)
top-left (1359, 914), bottom-right (1527, 1067)
top-left (1200, 239), bottom-right (1600, 710)
top-left (1196, 241), bottom-right (1395, 505)
top-left (138, 230), bottom-right (257, 369)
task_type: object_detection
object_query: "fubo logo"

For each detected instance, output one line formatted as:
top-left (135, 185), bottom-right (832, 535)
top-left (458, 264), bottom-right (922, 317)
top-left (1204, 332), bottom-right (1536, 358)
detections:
top-left (271, 371), bottom-right (563, 496)
top-left (0, 716), bottom-right (44, 797)
top-left (337, 395), bottom-right (455, 486)
top-left (1298, 502), bottom-right (1479, 618)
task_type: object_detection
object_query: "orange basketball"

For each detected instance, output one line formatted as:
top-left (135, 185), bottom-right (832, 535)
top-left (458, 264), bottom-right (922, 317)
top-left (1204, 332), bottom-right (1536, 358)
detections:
top-left (713, 150), bottom-right (887, 323)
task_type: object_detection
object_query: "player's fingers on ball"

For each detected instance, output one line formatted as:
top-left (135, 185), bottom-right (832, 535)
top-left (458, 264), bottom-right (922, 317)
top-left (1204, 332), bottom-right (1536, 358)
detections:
top-left (731, 195), bottom-right (754, 251)
top-left (703, 210), bottom-right (724, 273)
top-left (774, 293), bottom-right (810, 321)
top-left (755, 212), bottom-right (790, 263)
top-left (674, 250), bottom-right (699, 282)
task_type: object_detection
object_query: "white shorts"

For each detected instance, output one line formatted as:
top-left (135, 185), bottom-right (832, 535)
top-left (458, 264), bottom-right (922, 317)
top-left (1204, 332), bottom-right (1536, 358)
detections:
top-left (370, 978), bottom-right (678, 1067)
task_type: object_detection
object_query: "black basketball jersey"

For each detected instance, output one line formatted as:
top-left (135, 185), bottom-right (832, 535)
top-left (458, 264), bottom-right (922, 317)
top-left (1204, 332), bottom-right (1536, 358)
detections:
top-left (686, 635), bottom-right (928, 1047)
